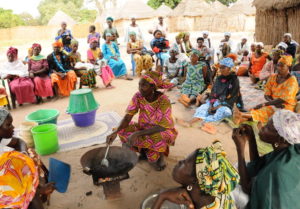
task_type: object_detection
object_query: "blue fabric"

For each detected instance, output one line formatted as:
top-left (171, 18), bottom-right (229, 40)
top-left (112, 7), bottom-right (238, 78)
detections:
top-left (220, 57), bottom-right (234, 68)
top-left (102, 42), bottom-right (127, 77)
top-left (55, 29), bottom-right (73, 41)
top-left (156, 52), bottom-right (170, 66)
top-left (193, 100), bottom-right (232, 122)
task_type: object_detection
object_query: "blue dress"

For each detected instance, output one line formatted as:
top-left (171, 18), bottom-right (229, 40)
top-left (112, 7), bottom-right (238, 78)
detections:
top-left (102, 42), bottom-right (127, 77)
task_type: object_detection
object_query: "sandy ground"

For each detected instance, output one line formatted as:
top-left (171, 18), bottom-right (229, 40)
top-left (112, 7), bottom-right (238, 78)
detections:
top-left (1, 31), bottom-right (254, 209)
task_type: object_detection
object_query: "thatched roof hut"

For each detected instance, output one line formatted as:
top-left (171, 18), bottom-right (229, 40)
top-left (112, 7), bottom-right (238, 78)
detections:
top-left (48, 10), bottom-right (77, 26)
top-left (211, 1), bottom-right (227, 11)
top-left (115, 0), bottom-right (155, 20)
top-left (155, 4), bottom-right (173, 17)
top-left (254, 0), bottom-right (300, 45)
top-left (168, 0), bottom-right (217, 17)
top-left (230, 0), bottom-right (256, 16)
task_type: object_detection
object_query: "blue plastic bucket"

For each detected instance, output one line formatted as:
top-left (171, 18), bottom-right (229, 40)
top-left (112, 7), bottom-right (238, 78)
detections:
top-left (70, 109), bottom-right (98, 127)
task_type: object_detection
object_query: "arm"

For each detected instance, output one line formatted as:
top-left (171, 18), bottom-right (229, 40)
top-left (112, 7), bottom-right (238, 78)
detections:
top-left (7, 138), bottom-right (27, 153)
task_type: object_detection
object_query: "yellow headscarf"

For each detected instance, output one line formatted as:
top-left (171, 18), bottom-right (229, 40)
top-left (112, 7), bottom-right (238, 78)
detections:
top-left (278, 55), bottom-right (293, 67)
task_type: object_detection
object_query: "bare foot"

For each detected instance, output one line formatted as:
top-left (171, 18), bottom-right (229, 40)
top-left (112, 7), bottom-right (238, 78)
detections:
top-left (150, 155), bottom-right (166, 171)
top-left (175, 117), bottom-right (191, 128)
top-left (178, 98), bottom-right (190, 108)
top-left (233, 105), bottom-right (242, 125)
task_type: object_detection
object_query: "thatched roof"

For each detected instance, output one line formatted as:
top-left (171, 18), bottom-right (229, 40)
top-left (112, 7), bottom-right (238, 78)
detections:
top-left (253, 0), bottom-right (300, 10)
top-left (230, 0), bottom-right (256, 15)
top-left (48, 10), bottom-right (77, 26)
top-left (211, 1), bottom-right (227, 11)
top-left (94, 8), bottom-right (118, 23)
top-left (169, 0), bottom-right (216, 17)
top-left (115, 0), bottom-right (156, 20)
top-left (155, 4), bottom-right (173, 17)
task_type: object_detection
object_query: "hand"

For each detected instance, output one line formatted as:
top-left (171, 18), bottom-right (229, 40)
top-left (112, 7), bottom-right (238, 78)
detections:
top-left (232, 127), bottom-right (248, 150)
top-left (39, 182), bottom-right (56, 195)
top-left (106, 131), bottom-right (118, 145)
top-left (128, 132), bottom-right (139, 146)
top-left (157, 188), bottom-right (194, 209)
top-left (29, 72), bottom-right (34, 78)
top-left (253, 103), bottom-right (264, 110)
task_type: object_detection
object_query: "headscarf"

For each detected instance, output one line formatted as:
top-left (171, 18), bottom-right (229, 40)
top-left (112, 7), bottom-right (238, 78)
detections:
top-left (176, 32), bottom-right (185, 39)
top-left (52, 41), bottom-right (63, 48)
top-left (70, 39), bottom-right (79, 47)
top-left (256, 42), bottom-right (264, 48)
top-left (224, 32), bottom-right (231, 37)
top-left (284, 33), bottom-right (292, 38)
top-left (226, 53), bottom-right (238, 62)
top-left (105, 32), bottom-right (112, 37)
top-left (0, 151), bottom-right (39, 209)
top-left (272, 110), bottom-right (300, 145)
top-left (202, 31), bottom-right (209, 36)
top-left (106, 16), bottom-right (114, 22)
top-left (195, 141), bottom-right (239, 197)
top-left (0, 108), bottom-right (9, 127)
top-left (89, 37), bottom-right (98, 44)
top-left (278, 55), bottom-right (293, 67)
top-left (142, 71), bottom-right (174, 89)
top-left (7, 47), bottom-right (18, 59)
top-left (32, 43), bottom-right (41, 51)
top-left (169, 46), bottom-right (179, 54)
top-left (191, 48), bottom-right (201, 57)
top-left (220, 57), bottom-right (234, 68)
top-left (276, 42), bottom-right (288, 50)
top-left (129, 31), bottom-right (136, 36)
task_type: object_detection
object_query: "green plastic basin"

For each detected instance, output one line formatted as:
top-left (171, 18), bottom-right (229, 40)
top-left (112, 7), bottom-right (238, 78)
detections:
top-left (26, 109), bottom-right (60, 125)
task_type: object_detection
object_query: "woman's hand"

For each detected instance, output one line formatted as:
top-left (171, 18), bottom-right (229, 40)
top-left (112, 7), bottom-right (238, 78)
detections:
top-left (152, 188), bottom-right (194, 209)
top-left (106, 131), bottom-right (118, 145)
top-left (39, 182), bottom-right (56, 195)
top-left (128, 132), bottom-right (140, 146)
top-left (232, 127), bottom-right (248, 150)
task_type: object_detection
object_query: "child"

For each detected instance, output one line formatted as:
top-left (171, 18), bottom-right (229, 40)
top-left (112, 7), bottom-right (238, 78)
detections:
top-left (236, 50), bottom-right (250, 76)
top-left (150, 30), bottom-right (170, 66)
top-left (95, 52), bottom-right (115, 88)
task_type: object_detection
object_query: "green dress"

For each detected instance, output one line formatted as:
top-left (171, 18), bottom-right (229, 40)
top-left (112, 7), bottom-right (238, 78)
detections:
top-left (181, 62), bottom-right (206, 97)
top-left (247, 144), bottom-right (300, 209)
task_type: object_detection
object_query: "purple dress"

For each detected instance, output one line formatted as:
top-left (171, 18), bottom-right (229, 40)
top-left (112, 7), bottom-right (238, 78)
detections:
top-left (87, 33), bottom-right (101, 47)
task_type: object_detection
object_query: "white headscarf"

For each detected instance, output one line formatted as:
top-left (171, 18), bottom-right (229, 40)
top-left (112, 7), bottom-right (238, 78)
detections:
top-left (277, 42), bottom-right (288, 50)
top-left (273, 110), bottom-right (300, 145)
top-left (256, 42), bottom-right (264, 48)
top-left (203, 31), bottom-right (209, 36)
top-left (224, 32), bottom-right (231, 37)
top-left (284, 33), bottom-right (292, 38)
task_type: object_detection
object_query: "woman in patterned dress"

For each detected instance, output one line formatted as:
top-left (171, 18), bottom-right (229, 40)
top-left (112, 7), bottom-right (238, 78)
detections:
top-left (234, 55), bottom-right (298, 125)
top-left (179, 49), bottom-right (208, 107)
top-left (106, 71), bottom-right (178, 171)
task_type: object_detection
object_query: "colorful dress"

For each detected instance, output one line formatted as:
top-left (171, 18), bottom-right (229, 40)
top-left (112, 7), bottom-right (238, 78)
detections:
top-left (250, 53), bottom-right (268, 78)
top-left (28, 55), bottom-right (53, 98)
top-left (150, 37), bottom-right (170, 66)
top-left (70, 51), bottom-right (97, 88)
top-left (259, 61), bottom-right (276, 80)
top-left (129, 40), bottom-right (153, 76)
top-left (87, 32), bottom-right (101, 48)
top-left (0, 151), bottom-right (39, 209)
top-left (102, 42), bottom-right (127, 77)
top-left (194, 73), bottom-right (241, 122)
top-left (118, 92), bottom-right (178, 162)
top-left (246, 144), bottom-right (300, 209)
top-left (0, 60), bottom-right (36, 104)
top-left (181, 62), bottom-right (206, 97)
top-left (47, 52), bottom-right (77, 96)
top-left (251, 74), bottom-right (299, 123)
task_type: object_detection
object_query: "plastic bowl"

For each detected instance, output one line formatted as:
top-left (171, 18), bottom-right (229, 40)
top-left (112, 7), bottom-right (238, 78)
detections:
top-left (141, 193), bottom-right (187, 209)
top-left (26, 109), bottom-right (60, 125)
top-left (70, 109), bottom-right (98, 127)
top-left (67, 89), bottom-right (99, 114)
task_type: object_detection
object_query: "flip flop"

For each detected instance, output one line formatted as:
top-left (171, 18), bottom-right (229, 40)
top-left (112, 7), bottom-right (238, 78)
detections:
top-left (201, 123), bottom-right (217, 135)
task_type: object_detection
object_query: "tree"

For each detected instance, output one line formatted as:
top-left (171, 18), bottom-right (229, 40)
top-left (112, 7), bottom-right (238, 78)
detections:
top-left (147, 0), bottom-right (181, 9)
top-left (19, 13), bottom-right (41, 26)
top-left (0, 8), bottom-right (25, 28)
top-left (38, 0), bottom-right (97, 24)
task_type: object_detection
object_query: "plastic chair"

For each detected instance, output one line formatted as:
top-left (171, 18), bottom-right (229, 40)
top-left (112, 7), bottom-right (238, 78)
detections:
top-left (1, 79), bottom-right (13, 109)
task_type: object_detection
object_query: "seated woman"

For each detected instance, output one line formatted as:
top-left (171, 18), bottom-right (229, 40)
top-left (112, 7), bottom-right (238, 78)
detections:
top-left (28, 43), bottom-right (54, 103)
top-left (47, 41), bottom-right (77, 97)
top-left (0, 109), bottom-right (55, 209)
top-left (172, 33), bottom-right (189, 65)
top-left (102, 33), bottom-right (132, 80)
top-left (150, 30), bottom-right (170, 66)
top-left (179, 49), bottom-right (207, 107)
top-left (177, 58), bottom-right (242, 127)
top-left (232, 110), bottom-right (300, 209)
top-left (70, 39), bottom-right (97, 88)
top-left (236, 50), bottom-right (250, 77)
top-left (106, 71), bottom-right (178, 171)
top-left (152, 141), bottom-right (239, 209)
top-left (127, 31), bottom-right (153, 76)
top-left (0, 47), bottom-right (36, 106)
top-left (259, 49), bottom-right (281, 81)
top-left (248, 42), bottom-right (269, 84)
top-left (164, 47), bottom-right (185, 86)
top-left (182, 32), bottom-right (193, 57)
top-left (291, 55), bottom-right (300, 85)
top-left (234, 56), bottom-right (298, 125)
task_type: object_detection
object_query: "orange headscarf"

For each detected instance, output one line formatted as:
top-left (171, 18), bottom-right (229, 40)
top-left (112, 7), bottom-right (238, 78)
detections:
top-left (279, 55), bottom-right (293, 67)
top-left (226, 53), bottom-right (238, 62)
top-left (52, 41), bottom-right (63, 48)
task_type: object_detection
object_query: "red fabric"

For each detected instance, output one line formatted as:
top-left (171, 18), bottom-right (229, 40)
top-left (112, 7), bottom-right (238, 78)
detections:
top-left (153, 47), bottom-right (160, 53)
top-left (9, 78), bottom-right (36, 104)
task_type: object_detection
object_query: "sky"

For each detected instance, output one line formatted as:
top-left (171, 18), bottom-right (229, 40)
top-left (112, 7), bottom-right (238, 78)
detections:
top-left (1, 0), bottom-right (149, 17)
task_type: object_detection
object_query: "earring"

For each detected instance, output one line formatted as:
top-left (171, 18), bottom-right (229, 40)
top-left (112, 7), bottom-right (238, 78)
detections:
top-left (274, 143), bottom-right (279, 148)
top-left (187, 185), bottom-right (193, 191)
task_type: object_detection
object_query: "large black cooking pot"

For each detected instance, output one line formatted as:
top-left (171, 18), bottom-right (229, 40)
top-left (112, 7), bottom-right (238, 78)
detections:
top-left (80, 146), bottom-right (138, 184)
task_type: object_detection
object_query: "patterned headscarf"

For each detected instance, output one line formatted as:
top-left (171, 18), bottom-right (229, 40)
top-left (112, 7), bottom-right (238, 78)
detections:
top-left (32, 43), bottom-right (41, 51)
top-left (106, 17), bottom-right (114, 22)
top-left (191, 48), bottom-right (201, 57)
top-left (70, 39), bottom-right (79, 47)
top-left (278, 55), bottom-right (293, 67)
top-left (89, 37), bottom-right (98, 44)
top-left (220, 57), bottom-right (234, 68)
top-left (0, 108), bottom-right (9, 127)
top-left (273, 110), bottom-right (300, 145)
top-left (7, 47), bottom-right (18, 59)
top-left (142, 71), bottom-right (174, 89)
top-left (0, 151), bottom-right (39, 209)
top-left (195, 141), bottom-right (239, 205)
top-left (52, 41), bottom-right (63, 48)
top-left (226, 53), bottom-right (238, 62)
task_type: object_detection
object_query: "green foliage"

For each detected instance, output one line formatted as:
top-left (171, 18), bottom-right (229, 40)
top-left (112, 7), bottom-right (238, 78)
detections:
top-left (0, 8), bottom-right (25, 28)
top-left (147, 0), bottom-right (238, 9)
top-left (38, 0), bottom-right (97, 24)
top-left (19, 13), bottom-right (41, 26)
top-left (147, 0), bottom-right (182, 9)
